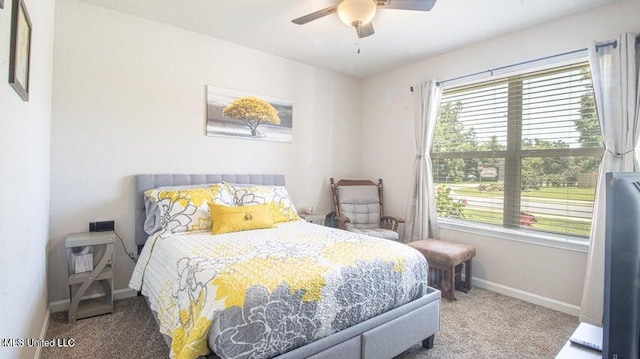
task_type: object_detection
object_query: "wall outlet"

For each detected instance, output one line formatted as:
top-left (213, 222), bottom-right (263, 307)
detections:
top-left (89, 220), bottom-right (115, 232)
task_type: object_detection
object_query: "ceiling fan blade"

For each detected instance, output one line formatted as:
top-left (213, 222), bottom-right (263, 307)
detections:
top-left (357, 22), bottom-right (375, 38)
top-left (291, 5), bottom-right (338, 25)
top-left (377, 0), bottom-right (436, 11)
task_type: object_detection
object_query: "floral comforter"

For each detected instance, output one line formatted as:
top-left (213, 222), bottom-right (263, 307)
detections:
top-left (130, 220), bottom-right (428, 359)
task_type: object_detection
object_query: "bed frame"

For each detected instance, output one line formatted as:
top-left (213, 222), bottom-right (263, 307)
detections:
top-left (135, 174), bottom-right (441, 359)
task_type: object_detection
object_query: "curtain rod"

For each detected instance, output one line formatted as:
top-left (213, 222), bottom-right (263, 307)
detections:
top-left (409, 39), bottom-right (622, 92)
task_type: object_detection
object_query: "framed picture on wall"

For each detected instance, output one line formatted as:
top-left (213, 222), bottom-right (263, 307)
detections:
top-left (206, 85), bottom-right (293, 143)
top-left (9, 0), bottom-right (32, 101)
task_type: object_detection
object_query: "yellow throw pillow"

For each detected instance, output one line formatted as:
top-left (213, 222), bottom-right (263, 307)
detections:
top-left (209, 203), bottom-right (275, 235)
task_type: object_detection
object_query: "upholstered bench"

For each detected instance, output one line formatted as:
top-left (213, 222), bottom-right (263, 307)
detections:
top-left (407, 239), bottom-right (476, 301)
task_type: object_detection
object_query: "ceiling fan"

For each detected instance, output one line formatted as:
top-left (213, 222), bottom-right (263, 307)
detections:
top-left (292, 0), bottom-right (437, 39)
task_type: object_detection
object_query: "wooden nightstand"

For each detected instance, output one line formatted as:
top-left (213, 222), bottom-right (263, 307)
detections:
top-left (65, 231), bottom-right (114, 322)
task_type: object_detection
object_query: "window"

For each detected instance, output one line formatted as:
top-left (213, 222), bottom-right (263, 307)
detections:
top-left (432, 62), bottom-right (602, 238)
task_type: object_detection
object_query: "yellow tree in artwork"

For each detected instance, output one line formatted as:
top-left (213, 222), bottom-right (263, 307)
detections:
top-left (222, 96), bottom-right (280, 137)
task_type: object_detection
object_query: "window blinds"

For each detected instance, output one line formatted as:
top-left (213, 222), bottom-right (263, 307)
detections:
top-left (432, 62), bottom-right (602, 238)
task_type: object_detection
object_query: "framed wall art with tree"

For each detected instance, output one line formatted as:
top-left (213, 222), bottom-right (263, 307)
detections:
top-left (206, 85), bottom-right (293, 143)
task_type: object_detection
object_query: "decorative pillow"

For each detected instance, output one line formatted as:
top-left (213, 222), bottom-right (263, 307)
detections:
top-left (226, 184), bottom-right (301, 223)
top-left (144, 184), bottom-right (207, 234)
top-left (144, 183), bottom-right (234, 235)
top-left (209, 203), bottom-right (275, 235)
top-left (210, 183), bottom-right (235, 206)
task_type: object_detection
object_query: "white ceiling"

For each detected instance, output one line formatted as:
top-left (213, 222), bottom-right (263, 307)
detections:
top-left (76, 0), bottom-right (617, 78)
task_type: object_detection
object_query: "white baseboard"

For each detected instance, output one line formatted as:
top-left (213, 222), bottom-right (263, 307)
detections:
top-left (472, 278), bottom-right (580, 316)
top-left (33, 307), bottom-right (51, 359)
top-left (49, 288), bottom-right (138, 313)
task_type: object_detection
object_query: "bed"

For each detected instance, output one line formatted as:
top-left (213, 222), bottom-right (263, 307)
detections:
top-left (131, 174), bottom-right (440, 359)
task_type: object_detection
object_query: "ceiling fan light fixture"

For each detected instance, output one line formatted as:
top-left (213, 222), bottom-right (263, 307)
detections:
top-left (337, 0), bottom-right (377, 28)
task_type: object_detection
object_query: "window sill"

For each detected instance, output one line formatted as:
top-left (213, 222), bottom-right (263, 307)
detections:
top-left (437, 218), bottom-right (590, 253)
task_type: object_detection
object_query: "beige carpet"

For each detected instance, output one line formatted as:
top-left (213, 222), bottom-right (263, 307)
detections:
top-left (396, 288), bottom-right (578, 359)
top-left (42, 288), bottom-right (578, 359)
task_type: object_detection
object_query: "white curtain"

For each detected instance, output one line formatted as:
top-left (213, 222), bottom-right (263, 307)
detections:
top-left (580, 33), bottom-right (640, 325)
top-left (402, 80), bottom-right (442, 243)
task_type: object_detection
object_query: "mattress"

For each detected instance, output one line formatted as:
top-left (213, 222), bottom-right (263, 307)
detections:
top-left (130, 220), bottom-right (428, 359)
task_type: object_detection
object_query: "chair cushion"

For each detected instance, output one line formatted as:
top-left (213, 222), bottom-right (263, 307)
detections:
top-left (337, 185), bottom-right (380, 229)
top-left (407, 239), bottom-right (476, 268)
top-left (347, 227), bottom-right (399, 241)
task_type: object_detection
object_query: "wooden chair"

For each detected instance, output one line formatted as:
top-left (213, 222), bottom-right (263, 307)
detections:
top-left (329, 178), bottom-right (404, 240)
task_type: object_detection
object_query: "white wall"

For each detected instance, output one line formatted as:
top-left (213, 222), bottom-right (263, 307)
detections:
top-left (0, 0), bottom-right (55, 357)
top-left (360, 0), bottom-right (640, 312)
top-left (49, 0), bottom-right (362, 306)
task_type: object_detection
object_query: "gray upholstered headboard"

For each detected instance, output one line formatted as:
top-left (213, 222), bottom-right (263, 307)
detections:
top-left (135, 174), bottom-right (286, 248)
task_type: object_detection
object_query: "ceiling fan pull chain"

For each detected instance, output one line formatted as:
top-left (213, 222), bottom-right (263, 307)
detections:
top-left (355, 25), bottom-right (361, 54)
